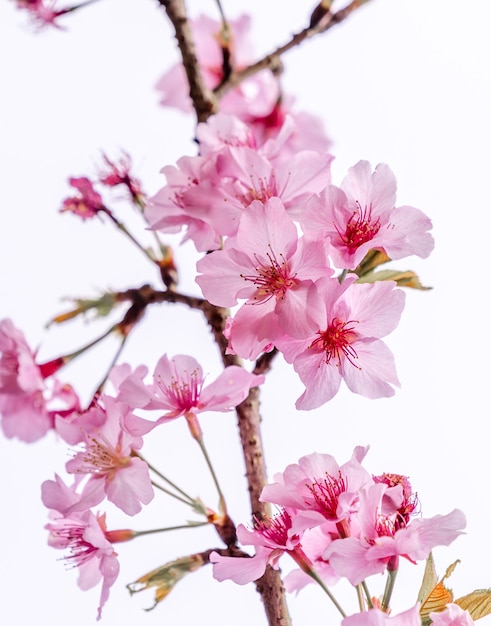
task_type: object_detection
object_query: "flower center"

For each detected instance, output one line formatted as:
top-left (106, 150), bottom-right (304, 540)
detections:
top-left (307, 471), bottom-right (348, 519)
top-left (158, 370), bottom-right (202, 412)
top-left (241, 246), bottom-right (297, 303)
top-left (254, 509), bottom-right (296, 547)
top-left (339, 202), bottom-right (381, 254)
top-left (76, 432), bottom-right (129, 477)
top-left (310, 318), bottom-right (359, 367)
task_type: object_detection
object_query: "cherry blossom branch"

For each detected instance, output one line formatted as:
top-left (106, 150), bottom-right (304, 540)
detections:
top-left (156, 0), bottom-right (218, 122)
top-left (214, 0), bottom-right (373, 102)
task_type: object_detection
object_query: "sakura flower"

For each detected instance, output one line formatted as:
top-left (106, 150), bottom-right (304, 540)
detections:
top-left (65, 396), bottom-right (154, 515)
top-left (60, 176), bottom-right (104, 220)
top-left (430, 604), bottom-right (475, 626)
top-left (201, 142), bottom-right (332, 222)
top-left (211, 509), bottom-right (312, 585)
top-left (301, 161), bottom-right (434, 269)
top-left (146, 155), bottom-right (223, 252)
top-left (283, 524), bottom-right (340, 593)
top-left (44, 504), bottom-right (119, 621)
top-left (156, 14), bottom-right (279, 120)
top-left (114, 354), bottom-right (264, 437)
top-left (342, 604), bottom-right (422, 626)
top-left (324, 482), bottom-right (466, 585)
top-left (98, 152), bottom-right (144, 203)
top-left (0, 318), bottom-right (79, 442)
top-left (276, 275), bottom-right (405, 409)
top-left (196, 198), bottom-right (332, 360)
top-left (260, 447), bottom-right (372, 536)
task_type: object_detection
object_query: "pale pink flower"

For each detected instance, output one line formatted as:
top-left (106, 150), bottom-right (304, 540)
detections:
top-left (211, 509), bottom-right (312, 584)
top-left (260, 447), bottom-right (372, 536)
top-left (276, 275), bottom-right (405, 409)
top-left (115, 355), bottom-right (264, 436)
top-left (202, 142), bottom-right (332, 222)
top-left (156, 15), bottom-right (279, 119)
top-left (283, 524), bottom-right (340, 592)
top-left (146, 155), bottom-right (223, 252)
top-left (0, 318), bottom-right (79, 442)
top-left (324, 482), bottom-right (466, 585)
top-left (65, 397), bottom-right (153, 515)
top-left (430, 604), bottom-right (475, 626)
top-left (196, 198), bottom-right (332, 359)
top-left (45, 505), bottom-right (119, 621)
top-left (342, 604), bottom-right (422, 626)
top-left (301, 161), bottom-right (434, 269)
top-left (60, 176), bottom-right (104, 220)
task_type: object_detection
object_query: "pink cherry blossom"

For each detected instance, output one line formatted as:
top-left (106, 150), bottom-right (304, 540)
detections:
top-left (283, 524), bottom-right (340, 593)
top-left (202, 142), bottom-right (332, 222)
top-left (196, 198), bottom-right (332, 359)
top-left (260, 447), bottom-right (372, 536)
top-left (44, 504), bottom-right (119, 621)
top-left (301, 161), bottom-right (434, 269)
top-left (98, 152), bottom-right (144, 202)
top-left (60, 176), bottom-right (104, 220)
top-left (156, 15), bottom-right (279, 119)
top-left (114, 355), bottom-right (264, 436)
top-left (211, 509), bottom-right (311, 585)
top-left (342, 604), bottom-right (422, 626)
top-left (0, 318), bottom-right (80, 442)
top-left (65, 396), bottom-right (154, 515)
top-left (146, 155), bottom-right (223, 252)
top-left (324, 482), bottom-right (466, 585)
top-left (430, 604), bottom-right (475, 626)
top-left (276, 275), bottom-right (405, 409)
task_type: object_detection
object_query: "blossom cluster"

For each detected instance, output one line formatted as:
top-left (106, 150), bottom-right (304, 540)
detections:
top-left (211, 447), bottom-right (467, 622)
top-left (2, 7), bottom-right (466, 626)
top-left (149, 106), bottom-right (432, 408)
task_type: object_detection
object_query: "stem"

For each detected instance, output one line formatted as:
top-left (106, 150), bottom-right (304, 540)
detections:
top-left (195, 436), bottom-right (228, 515)
top-left (137, 451), bottom-right (197, 505)
top-left (356, 584), bottom-right (365, 612)
top-left (151, 480), bottom-right (198, 507)
top-left (362, 581), bottom-right (374, 609)
top-left (133, 522), bottom-right (209, 537)
top-left (214, 0), bottom-right (374, 102)
top-left (307, 568), bottom-right (346, 618)
top-left (381, 567), bottom-right (398, 611)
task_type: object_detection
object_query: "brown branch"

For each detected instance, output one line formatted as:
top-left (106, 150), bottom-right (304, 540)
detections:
top-left (214, 0), bottom-right (373, 102)
top-left (155, 0), bottom-right (218, 122)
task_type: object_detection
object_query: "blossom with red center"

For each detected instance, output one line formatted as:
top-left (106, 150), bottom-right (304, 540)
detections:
top-left (301, 160), bottom-right (434, 269)
top-left (276, 275), bottom-right (405, 409)
top-left (196, 198), bottom-right (332, 360)
top-left (211, 509), bottom-right (313, 585)
top-left (0, 318), bottom-right (80, 442)
top-left (324, 482), bottom-right (466, 585)
top-left (113, 355), bottom-right (264, 437)
top-left (260, 447), bottom-right (372, 536)
top-left (60, 176), bottom-right (104, 220)
top-left (65, 397), bottom-right (154, 515)
top-left (41, 473), bottom-right (121, 620)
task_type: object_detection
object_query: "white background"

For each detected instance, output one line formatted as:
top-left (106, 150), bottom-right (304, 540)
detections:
top-left (1, 1), bottom-right (490, 624)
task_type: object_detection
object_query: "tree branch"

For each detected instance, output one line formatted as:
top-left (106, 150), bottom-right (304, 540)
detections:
top-left (214, 0), bottom-right (373, 101)
top-left (156, 0), bottom-right (218, 122)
